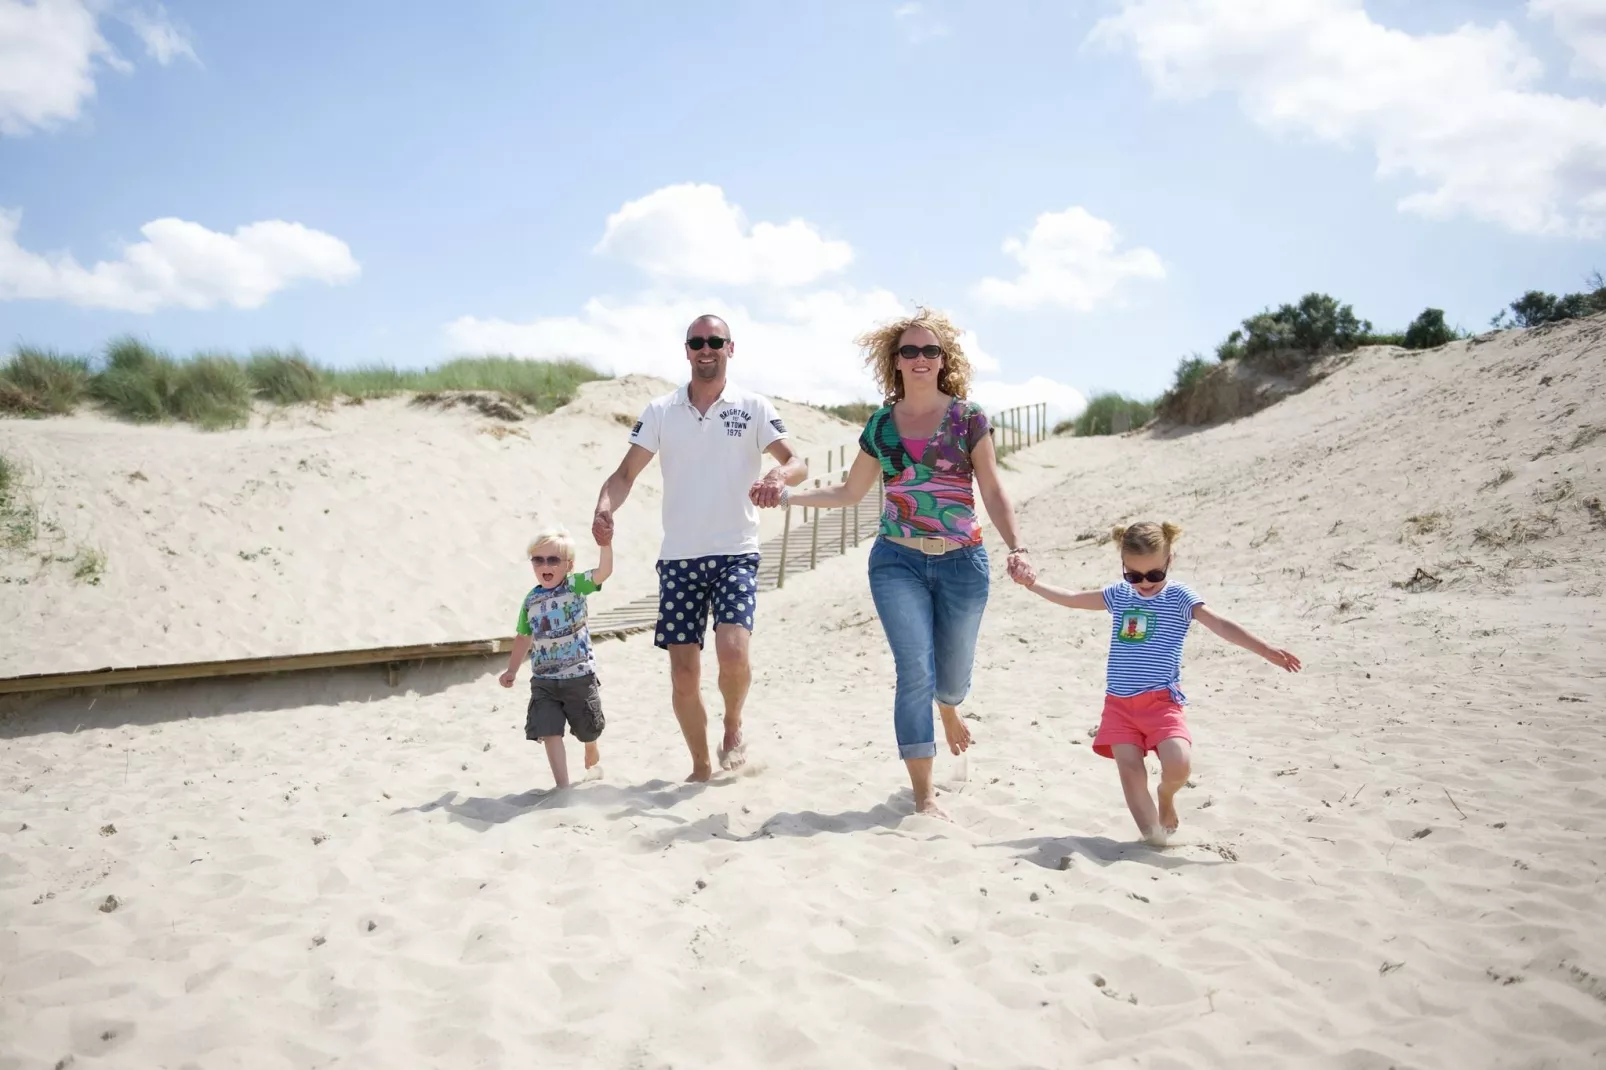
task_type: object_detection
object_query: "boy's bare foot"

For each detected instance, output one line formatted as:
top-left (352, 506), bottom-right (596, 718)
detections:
top-left (584, 743), bottom-right (601, 770)
top-left (939, 707), bottom-right (973, 755)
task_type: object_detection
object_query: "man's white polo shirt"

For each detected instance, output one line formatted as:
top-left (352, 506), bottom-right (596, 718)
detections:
top-left (629, 380), bottom-right (788, 560)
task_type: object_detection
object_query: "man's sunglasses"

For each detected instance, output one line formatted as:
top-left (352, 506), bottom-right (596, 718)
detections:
top-left (531, 555), bottom-right (566, 566)
top-left (1123, 568), bottom-right (1168, 584)
top-left (686, 336), bottom-right (728, 350)
top-left (897, 344), bottom-right (943, 360)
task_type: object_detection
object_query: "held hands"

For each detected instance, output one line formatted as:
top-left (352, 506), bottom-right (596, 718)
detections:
top-left (591, 507), bottom-right (614, 546)
top-left (749, 471), bottom-right (788, 509)
top-left (498, 669), bottom-right (517, 688)
top-left (1263, 647), bottom-right (1303, 673)
top-left (1005, 550), bottom-right (1036, 587)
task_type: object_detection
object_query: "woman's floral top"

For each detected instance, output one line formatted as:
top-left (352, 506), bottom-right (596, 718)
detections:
top-left (858, 399), bottom-right (993, 545)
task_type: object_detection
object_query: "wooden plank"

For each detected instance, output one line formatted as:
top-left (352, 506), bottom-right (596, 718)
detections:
top-left (0, 638), bottom-right (514, 696)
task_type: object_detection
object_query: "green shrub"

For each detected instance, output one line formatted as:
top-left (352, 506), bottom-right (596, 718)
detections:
top-left (821, 401), bottom-right (879, 425)
top-left (1493, 274), bottom-right (1606, 329)
top-left (173, 354), bottom-right (253, 430)
top-left (91, 337), bottom-right (181, 422)
top-left (1357, 331), bottom-right (1408, 347)
top-left (247, 348), bottom-right (330, 404)
top-left (1237, 293), bottom-right (1372, 358)
top-left (1074, 392), bottom-right (1154, 436)
top-left (427, 356), bottom-right (607, 412)
top-left (1170, 353), bottom-right (1214, 396)
top-left (0, 347), bottom-right (92, 415)
top-left (1403, 308), bottom-right (1456, 350)
top-left (322, 364), bottom-right (410, 399)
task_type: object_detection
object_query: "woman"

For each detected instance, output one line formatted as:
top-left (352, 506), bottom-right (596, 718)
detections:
top-left (769, 308), bottom-right (1034, 818)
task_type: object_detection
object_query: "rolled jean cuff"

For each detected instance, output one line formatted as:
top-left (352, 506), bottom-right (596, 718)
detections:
top-left (899, 741), bottom-right (938, 760)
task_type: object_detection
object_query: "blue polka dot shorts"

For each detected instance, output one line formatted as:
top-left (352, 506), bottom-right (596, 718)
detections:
top-left (654, 553), bottom-right (761, 649)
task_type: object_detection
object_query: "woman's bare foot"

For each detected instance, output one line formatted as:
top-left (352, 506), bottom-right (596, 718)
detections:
top-left (914, 793), bottom-right (952, 821)
top-left (939, 706), bottom-right (972, 755)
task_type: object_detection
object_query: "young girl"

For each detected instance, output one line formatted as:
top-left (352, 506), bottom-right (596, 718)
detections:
top-left (1023, 521), bottom-right (1300, 845)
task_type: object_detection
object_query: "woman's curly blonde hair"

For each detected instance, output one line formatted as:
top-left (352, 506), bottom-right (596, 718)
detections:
top-left (856, 306), bottom-right (974, 402)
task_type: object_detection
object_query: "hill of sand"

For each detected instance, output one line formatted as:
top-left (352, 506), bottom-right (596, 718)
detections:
top-left (0, 374), bottom-right (860, 677)
top-left (2, 319), bottom-right (1604, 1068)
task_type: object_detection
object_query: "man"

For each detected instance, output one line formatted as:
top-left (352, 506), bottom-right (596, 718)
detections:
top-left (593, 314), bottom-right (808, 781)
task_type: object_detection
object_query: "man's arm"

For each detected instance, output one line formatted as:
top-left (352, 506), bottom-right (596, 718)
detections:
top-left (750, 440), bottom-right (809, 507)
top-left (594, 444), bottom-right (655, 545)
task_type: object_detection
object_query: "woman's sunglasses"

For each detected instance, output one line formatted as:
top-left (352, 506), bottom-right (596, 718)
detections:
top-left (897, 344), bottom-right (943, 360)
top-left (530, 555), bottom-right (566, 566)
top-left (686, 336), bottom-right (728, 350)
top-left (1123, 568), bottom-right (1168, 584)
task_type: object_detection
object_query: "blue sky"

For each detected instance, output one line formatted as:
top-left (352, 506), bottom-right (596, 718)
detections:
top-left (1, 0), bottom-right (1603, 415)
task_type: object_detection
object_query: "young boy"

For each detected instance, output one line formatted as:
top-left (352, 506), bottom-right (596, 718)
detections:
top-left (498, 527), bottom-right (613, 788)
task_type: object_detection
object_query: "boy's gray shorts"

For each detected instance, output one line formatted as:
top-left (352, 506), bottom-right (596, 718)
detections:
top-left (525, 674), bottom-right (604, 742)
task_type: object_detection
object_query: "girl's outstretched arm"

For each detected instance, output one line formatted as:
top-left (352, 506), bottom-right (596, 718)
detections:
top-left (1025, 581), bottom-right (1107, 611)
top-left (1193, 605), bottom-right (1302, 672)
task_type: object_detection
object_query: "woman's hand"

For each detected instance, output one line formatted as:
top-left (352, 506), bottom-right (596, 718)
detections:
top-left (1006, 550), bottom-right (1036, 586)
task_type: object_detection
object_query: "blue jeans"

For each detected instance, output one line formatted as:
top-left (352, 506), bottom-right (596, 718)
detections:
top-left (867, 537), bottom-right (991, 760)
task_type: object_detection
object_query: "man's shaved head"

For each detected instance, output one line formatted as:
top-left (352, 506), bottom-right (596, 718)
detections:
top-left (687, 314), bottom-right (729, 339)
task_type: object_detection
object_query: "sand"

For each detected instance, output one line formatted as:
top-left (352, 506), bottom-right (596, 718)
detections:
top-left (2, 319), bottom-right (1605, 1068)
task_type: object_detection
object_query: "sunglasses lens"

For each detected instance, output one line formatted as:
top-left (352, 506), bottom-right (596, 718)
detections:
top-left (687, 338), bottom-right (704, 350)
top-left (708, 337), bottom-right (726, 349)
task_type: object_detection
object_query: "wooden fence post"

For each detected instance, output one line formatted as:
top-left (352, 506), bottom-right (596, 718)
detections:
top-left (839, 472), bottom-right (848, 556)
top-left (777, 504), bottom-right (792, 588)
top-left (810, 479), bottom-right (821, 569)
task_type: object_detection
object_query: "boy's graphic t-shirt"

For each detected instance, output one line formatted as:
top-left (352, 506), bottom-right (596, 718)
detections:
top-left (1102, 581), bottom-right (1204, 702)
top-left (516, 571), bottom-right (602, 679)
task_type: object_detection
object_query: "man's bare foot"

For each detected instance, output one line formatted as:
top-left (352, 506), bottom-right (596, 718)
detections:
top-left (939, 707), bottom-right (973, 755)
top-left (718, 728), bottom-right (746, 771)
top-left (584, 743), bottom-right (601, 770)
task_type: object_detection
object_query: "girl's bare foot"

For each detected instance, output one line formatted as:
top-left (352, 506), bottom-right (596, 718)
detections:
top-left (1157, 793), bottom-right (1180, 833)
top-left (939, 706), bottom-right (972, 755)
top-left (1141, 825), bottom-right (1169, 847)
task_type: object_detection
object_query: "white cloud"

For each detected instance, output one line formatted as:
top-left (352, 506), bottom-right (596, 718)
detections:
top-left (0, 0), bottom-right (195, 136)
top-left (0, 209), bottom-right (360, 312)
top-left (450, 185), bottom-right (1085, 413)
top-left (121, 3), bottom-right (197, 66)
top-left (895, 2), bottom-right (951, 43)
top-left (1091, 0), bottom-right (1606, 237)
top-left (972, 206), bottom-right (1165, 311)
top-left (1530, 0), bottom-right (1606, 81)
top-left (0, 0), bottom-right (115, 135)
top-left (594, 183), bottom-right (853, 288)
top-left (971, 376), bottom-right (1087, 429)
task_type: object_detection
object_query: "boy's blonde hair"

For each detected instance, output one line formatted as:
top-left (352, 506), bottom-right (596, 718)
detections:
top-left (1112, 521), bottom-right (1183, 556)
top-left (525, 528), bottom-right (577, 562)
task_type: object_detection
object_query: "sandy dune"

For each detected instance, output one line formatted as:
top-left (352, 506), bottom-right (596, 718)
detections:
top-left (0, 375), bottom-right (857, 676)
top-left (3, 319), bottom-right (1605, 1068)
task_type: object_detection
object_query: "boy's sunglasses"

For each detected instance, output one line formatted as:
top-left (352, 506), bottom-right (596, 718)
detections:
top-left (530, 555), bottom-right (565, 566)
top-left (686, 336), bottom-right (728, 350)
top-left (897, 344), bottom-right (943, 360)
top-left (1124, 568), bottom-right (1168, 584)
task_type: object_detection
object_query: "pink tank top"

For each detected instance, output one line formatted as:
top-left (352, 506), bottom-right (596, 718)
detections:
top-left (902, 437), bottom-right (929, 462)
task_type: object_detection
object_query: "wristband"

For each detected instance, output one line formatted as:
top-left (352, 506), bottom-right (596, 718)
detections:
top-left (1007, 546), bottom-right (1029, 555)
top-left (779, 485), bottom-right (791, 505)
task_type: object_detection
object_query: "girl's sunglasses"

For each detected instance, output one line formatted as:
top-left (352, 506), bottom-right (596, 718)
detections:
top-left (686, 336), bottom-right (728, 350)
top-left (531, 555), bottom-right (566, 566)
top-left (897, 344), bottom-right (943, 360)
top-left (1123, 568), bottom-right (1168, 584)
